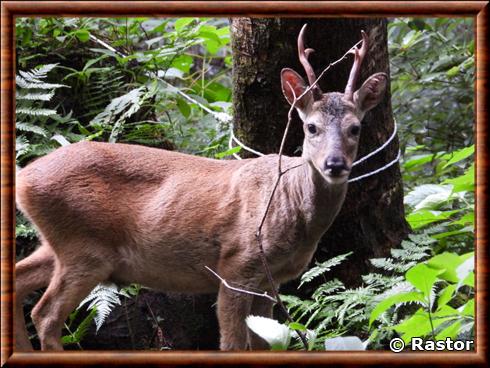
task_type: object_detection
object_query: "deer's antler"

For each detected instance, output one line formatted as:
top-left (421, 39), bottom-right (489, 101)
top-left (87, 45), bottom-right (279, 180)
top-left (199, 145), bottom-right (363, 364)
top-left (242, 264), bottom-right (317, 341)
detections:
top-left (298, 24), bottom-right (322, 101)
top-left (344, 30), bottom-right (369, 101)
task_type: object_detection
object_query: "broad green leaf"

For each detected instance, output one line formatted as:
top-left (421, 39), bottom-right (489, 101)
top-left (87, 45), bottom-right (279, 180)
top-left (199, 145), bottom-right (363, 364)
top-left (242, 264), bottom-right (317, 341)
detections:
top-left (74, 30), bottom-right (90, 42)
top-left (176, 97), bottom-right (191, 118)
top-left (171, 54), bottom-right (193, 73)
top-left (451, 212), bottom-right (474, 227)
top-left (460, 299), bottom-right (474, 317)
top-left (443, 163), bottom-right (474, 192)
top-left (441, 145), bottom-right (474, 169)
top-left (174, 17), bottom-right (196, 32)
top-left (437, 284), bottom-right (456, 308)
top-left (431, 226), bottom-right (473, 240)
top-left (394, 309), bottom-right (433, 343)
top-left (406, 209), bottom-right (462, 229)
top-left (435, 321), bottom-right (461, 340)
top-left (403, 153), bottom-right (435, 171)
top-left (369, 291), bottom-right (425, 327)
top-left (405, 263), bottom-right (444, 300)
top-left (427, 252), bottom-right (462, 283)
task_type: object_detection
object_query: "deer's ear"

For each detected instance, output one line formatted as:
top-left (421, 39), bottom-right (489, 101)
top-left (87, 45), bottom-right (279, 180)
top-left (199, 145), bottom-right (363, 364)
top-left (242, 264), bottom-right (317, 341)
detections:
top-left (281, 68), bottom-right (313, 114)
top-left (353, 72), bottom-right (387, 114)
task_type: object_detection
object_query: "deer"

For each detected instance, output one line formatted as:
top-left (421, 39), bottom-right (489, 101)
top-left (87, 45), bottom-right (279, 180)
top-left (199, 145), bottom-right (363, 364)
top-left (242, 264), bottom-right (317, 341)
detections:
top-left (14, 25), bottom-right (387, 351)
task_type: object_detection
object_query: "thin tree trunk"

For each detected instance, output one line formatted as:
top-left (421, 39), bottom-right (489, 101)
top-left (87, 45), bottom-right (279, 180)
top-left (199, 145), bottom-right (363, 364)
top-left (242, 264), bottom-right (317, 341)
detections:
top-left (231, 18), bottom-right (409, 289)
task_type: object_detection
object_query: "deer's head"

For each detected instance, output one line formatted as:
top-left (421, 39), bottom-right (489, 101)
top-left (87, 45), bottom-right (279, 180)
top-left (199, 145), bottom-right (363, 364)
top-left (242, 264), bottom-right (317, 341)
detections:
top-left (281, 25), bottom-right (387, 185)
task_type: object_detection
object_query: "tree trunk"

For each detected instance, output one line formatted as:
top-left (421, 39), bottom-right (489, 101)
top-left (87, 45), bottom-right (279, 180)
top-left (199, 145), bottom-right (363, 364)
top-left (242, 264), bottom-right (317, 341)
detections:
top-left (231, 18), bottom-right (409, 291)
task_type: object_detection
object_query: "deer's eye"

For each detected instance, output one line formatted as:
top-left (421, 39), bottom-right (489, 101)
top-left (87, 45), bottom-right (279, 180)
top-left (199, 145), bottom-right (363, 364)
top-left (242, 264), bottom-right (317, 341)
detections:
top-left (307, 124), bottom-right (317, 134)
top-left (350, 125), bottom-right (361, 136)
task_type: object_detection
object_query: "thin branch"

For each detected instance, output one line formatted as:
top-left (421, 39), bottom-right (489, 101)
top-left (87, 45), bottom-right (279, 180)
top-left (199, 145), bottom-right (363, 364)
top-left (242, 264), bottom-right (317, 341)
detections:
top-left (205, 266), bottom-right (277, 303)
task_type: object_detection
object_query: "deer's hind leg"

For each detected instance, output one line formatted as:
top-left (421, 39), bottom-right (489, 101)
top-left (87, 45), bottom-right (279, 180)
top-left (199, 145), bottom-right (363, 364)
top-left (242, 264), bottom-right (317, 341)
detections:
top-left (15, 244), bottom-right (55, 350)
top-left (30, 242), bottom-right (114, 351)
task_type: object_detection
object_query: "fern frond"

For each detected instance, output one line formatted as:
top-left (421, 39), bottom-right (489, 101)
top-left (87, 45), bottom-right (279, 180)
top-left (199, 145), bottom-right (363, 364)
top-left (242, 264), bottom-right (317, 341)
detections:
top-left (16, 90), bottom-right (55, 101)
top-left (16, 122), bottom-right (49, 137)
top-left (78, 282), bottom-right (123, 332)
top-left (16, 135), bottom-right (30, 159)
top-left (16, 75), bottom-right (67, 90)
top-left (299, 252), bottom-right (352, 288)
top-left (16, 107), bottom-right (58, 116)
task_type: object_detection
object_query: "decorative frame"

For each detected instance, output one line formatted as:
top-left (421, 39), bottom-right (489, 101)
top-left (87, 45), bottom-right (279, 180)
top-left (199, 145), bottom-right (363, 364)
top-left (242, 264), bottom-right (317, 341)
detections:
top-left (1, 1), bottom-right (487, 366)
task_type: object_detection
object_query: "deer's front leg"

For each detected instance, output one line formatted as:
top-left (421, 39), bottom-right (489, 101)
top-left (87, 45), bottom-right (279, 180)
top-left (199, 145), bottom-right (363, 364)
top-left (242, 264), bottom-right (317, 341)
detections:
top-left (217, 283), bottom-right (254, 350)
top-left (249, 294), bottom-right (274, 350)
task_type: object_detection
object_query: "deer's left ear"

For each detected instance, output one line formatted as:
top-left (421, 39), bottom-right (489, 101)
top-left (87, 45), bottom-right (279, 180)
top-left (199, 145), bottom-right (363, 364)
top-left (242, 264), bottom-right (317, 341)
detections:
top-left (353, 72), bottom-right (388, 114)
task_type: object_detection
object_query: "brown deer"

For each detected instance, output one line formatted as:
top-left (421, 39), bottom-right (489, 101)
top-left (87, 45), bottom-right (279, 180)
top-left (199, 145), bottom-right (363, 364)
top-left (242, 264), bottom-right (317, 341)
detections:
top-left (15, 25), bottom-right (387, 351)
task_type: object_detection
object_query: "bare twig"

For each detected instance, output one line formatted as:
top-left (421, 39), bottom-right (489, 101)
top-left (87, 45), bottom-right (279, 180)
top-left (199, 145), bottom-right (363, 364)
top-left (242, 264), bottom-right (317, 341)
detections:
top-left (205, 266), bottom-right (277, 303)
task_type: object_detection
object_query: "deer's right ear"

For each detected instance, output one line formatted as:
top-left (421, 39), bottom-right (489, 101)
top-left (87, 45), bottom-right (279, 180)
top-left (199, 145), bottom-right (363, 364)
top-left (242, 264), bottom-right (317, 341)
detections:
top-left (281, 68), bottom-right (314, 114)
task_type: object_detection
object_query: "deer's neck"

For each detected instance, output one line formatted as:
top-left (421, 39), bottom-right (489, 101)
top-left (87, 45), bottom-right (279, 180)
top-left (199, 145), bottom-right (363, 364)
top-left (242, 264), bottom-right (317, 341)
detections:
top-left (282, 157), bottom-right (348, 239)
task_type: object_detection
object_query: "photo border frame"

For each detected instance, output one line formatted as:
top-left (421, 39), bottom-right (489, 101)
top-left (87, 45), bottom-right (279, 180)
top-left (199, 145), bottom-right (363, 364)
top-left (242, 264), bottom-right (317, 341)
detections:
top-left (1, 1), bottom-right (488, 366)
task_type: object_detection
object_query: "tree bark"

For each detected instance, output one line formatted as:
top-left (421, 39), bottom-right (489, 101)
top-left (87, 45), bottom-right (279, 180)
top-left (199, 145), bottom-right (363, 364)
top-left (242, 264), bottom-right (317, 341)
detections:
top-left (231, 18), bottom-right (409, 291)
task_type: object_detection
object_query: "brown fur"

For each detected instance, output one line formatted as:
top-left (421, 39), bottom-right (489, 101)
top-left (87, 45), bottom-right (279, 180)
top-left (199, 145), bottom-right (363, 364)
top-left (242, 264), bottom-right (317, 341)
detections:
top-left (15, 65), bottom-right (387, 351)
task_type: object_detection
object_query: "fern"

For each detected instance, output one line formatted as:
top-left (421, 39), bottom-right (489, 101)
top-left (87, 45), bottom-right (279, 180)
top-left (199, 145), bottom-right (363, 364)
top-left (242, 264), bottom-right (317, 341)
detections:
top-left (298, 252), bottom-right (352, 288)
top-left (15, 63), bottom-right (76, 165)
top-left (16, 107), bottom-right (58, 117)
top-left (78, 282), bottom-right (124, 332)
top-left (89, 85), bottom-right (156, 143)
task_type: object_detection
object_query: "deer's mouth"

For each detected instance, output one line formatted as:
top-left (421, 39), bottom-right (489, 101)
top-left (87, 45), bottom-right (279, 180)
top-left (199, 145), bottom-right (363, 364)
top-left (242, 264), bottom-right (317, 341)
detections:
top-left (324, 170), bottom-right (350, 184)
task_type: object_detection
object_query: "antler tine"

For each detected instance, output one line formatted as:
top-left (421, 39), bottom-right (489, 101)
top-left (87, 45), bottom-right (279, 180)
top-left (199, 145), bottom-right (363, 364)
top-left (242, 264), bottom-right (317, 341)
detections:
top-left (298, 24), bottom-right (322, 100)
top-left (344, 30), bottom-right (369, 101)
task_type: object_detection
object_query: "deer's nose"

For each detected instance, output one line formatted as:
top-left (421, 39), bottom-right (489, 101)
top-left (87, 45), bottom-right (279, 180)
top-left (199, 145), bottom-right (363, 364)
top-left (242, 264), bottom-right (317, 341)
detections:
top-left (324, 157), bottom-right (348, 176)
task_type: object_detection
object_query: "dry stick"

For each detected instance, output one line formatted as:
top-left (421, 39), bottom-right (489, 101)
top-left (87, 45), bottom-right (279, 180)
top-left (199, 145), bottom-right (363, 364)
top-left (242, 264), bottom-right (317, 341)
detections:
top-left (254, 36), bottom-right (366, 351)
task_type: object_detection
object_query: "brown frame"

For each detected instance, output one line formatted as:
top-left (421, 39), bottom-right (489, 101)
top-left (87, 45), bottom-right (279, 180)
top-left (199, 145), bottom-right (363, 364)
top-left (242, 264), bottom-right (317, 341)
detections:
top-left (1, 1), bottom-right (488, 366)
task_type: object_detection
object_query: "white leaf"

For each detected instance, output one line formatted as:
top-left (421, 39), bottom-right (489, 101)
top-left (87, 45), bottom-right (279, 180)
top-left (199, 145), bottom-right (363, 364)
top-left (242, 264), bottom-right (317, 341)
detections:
top-left (405, 184), bottom-right (453, 210)
top-left (160, 68), bottom-right (184, 79)
top-left (245, 316), bottom-right (291, 350)
top-left (51, 134), bottom-right (71, 146)
top-left (324, 336), bottom-right (367, 350)
top-left (456, 256), bottom-right (474, 289)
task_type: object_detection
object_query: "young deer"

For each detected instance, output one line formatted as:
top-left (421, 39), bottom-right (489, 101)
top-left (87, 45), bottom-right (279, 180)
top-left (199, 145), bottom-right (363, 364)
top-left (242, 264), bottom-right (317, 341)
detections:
top-left (15, 26), bottom-right (387, 351)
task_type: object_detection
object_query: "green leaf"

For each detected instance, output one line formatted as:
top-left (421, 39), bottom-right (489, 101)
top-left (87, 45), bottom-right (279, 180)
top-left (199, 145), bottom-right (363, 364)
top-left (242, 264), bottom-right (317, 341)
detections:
top-left (427, 252), bottom-right (462, 283)
top-left (215, 146), bottom-right (241, 159)
top-left (441, 145), bottom-right (474, 169)
top-left (405, 263), bottom-right (443, 300)
top-left (394, 308), bottom-right (433, 343)
top-left (460, 299), bottom-right (474, 317)
top-left (174, 17), bottom-right (196, 32)
top-left (369, 291), bottom-right (425, 327)
top-left (406, 209), bottom-right (462, 229)
top-left (443, 163), bottom-right (474, 192)
top-left (403, 153), bottom-right (435, 171)
top-left (171, 54), bottom-right (193, 73)
top-left (176, 97), bottom-right (191, 118)
top-left (435, 321), bottom-right (461, 340)
top-left (288, 322), bottom-right (307, 331)
top-left (437, 284), bottom-right (456, 308)
top-left (74, 30), bottom-right (90, 42)
top-left (446, 66), bottom-right (460, 78)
